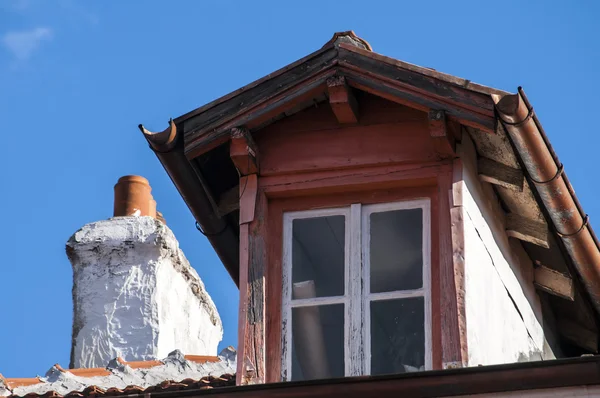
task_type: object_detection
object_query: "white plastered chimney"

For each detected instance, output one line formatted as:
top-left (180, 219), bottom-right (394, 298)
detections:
top-left (65, 176), bottom-right (223, 369)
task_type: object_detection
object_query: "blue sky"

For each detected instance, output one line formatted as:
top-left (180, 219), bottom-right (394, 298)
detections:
top-left (0, 0), bottom-right (599, 378)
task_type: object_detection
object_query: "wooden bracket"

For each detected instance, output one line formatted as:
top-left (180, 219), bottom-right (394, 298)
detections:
top-left (478, 157), bottom-right (524, 192)
top-left (505, 213), bottom-right (549, 248)
top-left (327, 76), bottom-right (359, 124)
top-left (429, 110), bottom-right (456, 158)
top-left (534, 265), bottom-right (574, 301)
top-left (230, 127), bottom-right (258, 176)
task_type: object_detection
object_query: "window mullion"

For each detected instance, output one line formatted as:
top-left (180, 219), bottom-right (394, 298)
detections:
top-left (347, 203), bottom-right (363, 377)
top-left (361, 205), bottom-right (371, 375)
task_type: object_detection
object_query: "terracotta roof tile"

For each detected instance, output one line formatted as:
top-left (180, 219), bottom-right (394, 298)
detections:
top-left (2, 349), bottom-right (237, 398)
top-left (11, 375), bottom-right (236, 398)
top-left (58, 368), bottom-right (111, 378)
top-left (117, 360), bottom-right (162, 369)
top-left (183, 355), bottom-right (220, 363)
top-left (3, 380), bottom-right (41, 389)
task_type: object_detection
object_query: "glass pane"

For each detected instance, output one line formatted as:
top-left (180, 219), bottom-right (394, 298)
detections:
top-left (292, 215), bottom-right (345, 298)
top-left (369, 208), bottom-right (423, 293)
top-left (291, 304), bottom-right (345, 381)
top-left (370, 297), bottom-right (425, 375)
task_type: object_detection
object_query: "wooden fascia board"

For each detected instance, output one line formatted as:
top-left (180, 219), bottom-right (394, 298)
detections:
top-left (343, 69), bottom-right (496, 133)
top-left (183, 45), bottom-right (502, 158)
top-left (336, 42), bottom-right (510, 99)
top-left (174, 43), bottom-right (339, 125)
top-left (184, 69), bottom-right (336, 159)
top-left (184, 64), bottom-right (498, 159)
top-left (182, 48), bottom-right (339, 157)
top-left (183, 43), bottom-right (501, 157)
top-left (337, 47), bottom-right (496, 116)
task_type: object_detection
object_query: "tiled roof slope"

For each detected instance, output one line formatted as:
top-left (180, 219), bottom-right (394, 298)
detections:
top-left (0, 348), bottom-right (236, 398)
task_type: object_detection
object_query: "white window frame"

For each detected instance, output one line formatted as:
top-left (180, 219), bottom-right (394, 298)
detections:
top-left (281, 199), bottom-right (431, 380)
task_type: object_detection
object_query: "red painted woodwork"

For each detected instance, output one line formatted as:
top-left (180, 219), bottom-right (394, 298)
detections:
top-left (327, 76), bottom-right (359, 124)
top-left (255, 94), bottom-right (434, 176)
top-left (230, 128), bottom-right (259, 176)
top-left (265, 182), bottom-right (448, 381)
top-left (236, 91), bottom-right (464, 384)
top-left (237, 185), bottom-right (267, 385)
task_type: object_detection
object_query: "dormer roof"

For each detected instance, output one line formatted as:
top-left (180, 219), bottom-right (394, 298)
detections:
top-left (140, 32), bottom-right (600, 339)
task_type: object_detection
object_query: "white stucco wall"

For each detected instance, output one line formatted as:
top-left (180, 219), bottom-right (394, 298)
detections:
top-left (66, 216), bottom-right (223, 369)
top-left (460, 138), bottom-right (547, 366)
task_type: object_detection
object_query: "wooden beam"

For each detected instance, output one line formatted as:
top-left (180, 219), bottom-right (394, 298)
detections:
top-left (534, 265), bottom-right (574, 301)
top-left (230, 127), bottom-right (259, 176)
top-left (478, 157), bottom-right (524, 192)
top-left (558, 319), bottom-right (598, 353)
top-left (217, 185), bottom-right (240, 217)
top-left (429, 110), bottom-right (456, 158)
top-left (326, 76), bottom-right (358, 124)
top-left (237, 189), bottom-right (267, 385)
top-left (505, 213), bottom-right (549, 248)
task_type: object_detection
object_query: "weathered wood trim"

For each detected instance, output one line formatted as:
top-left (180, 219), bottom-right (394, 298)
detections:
top-left (439, 169), bottom-right (464, 368)
top-left (558, 319), bottom-right (598, 353)
top-left (337, 45), bottom-right (495, 115)
top-left (237, 222), bottom-right (251, 385)
top-left (231, 128), bottom-right (259, 176)
top-left (238, 188), bottom-right (267, 385)
top-left (534, 265), bottom-right (574, 301)
top-left (429, 110), bottom-right (455, 158)
top-left (183, 47), bottom-right (338, 138)
top-left (337, 42), bottom-right (507, 100)
top-left (259, 162), bottom-right (446, 198)
top-left (176, 44), bottom-right (337, 125)
top-left (266, 184), bottom-right (444, 379)
top-left (327, 75), bottom-right (358, 124)
top-left (505, 214), bottom-right (549, 249)
top-left (451, 158), bottom-right (464, 207)
top-left (446, 157), bottom-right (468, 368)
top-left (478, 157), bottom-right (524, 192)
top-left (185, 69), bottom-right (336, 159)
top-left (342, 72), bottom-right (495, 133)
top-left (239, 175), bottom-right (258, 225)
top-left (217, 185), bottom-right (240, 216)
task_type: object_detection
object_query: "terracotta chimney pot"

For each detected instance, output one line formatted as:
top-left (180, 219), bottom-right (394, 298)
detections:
top-left (113, 175), bottom-right (154, 217)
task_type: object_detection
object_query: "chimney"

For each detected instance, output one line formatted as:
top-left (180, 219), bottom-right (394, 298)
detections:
top-left (66, 176), bottom-right (223, 369)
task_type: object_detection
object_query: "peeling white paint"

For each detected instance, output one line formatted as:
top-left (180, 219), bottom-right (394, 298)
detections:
top-left (460, 137), bottom-right (547, 366)
top-left (3, 348), bottom-right (236, 397)
top-left (66, 216), bottom-right (223, 369)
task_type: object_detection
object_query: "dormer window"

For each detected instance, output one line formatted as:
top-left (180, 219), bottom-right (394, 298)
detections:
top-left (281, 199), bottom-right (432, 381)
